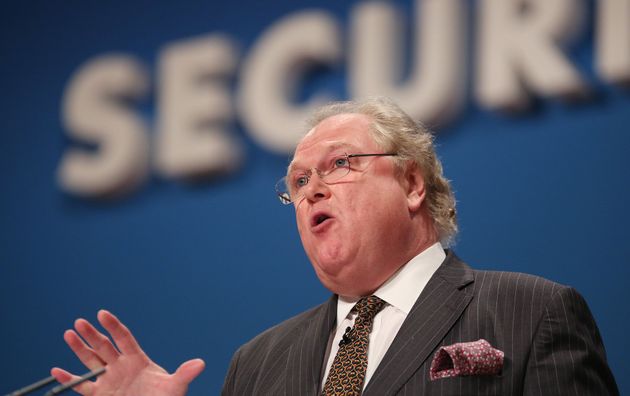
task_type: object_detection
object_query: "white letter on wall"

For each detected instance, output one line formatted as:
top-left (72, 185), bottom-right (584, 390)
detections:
top-left (596, 0), bottom-right (630, 85)
top-left (238, 11), bottom-right (341, 154)
top-left (349, 0), bottom-right (467, 125)
top-left (58, 55), bottom-right (149, 198)
top-left (156, 35), bottom-right (241, 179)
top-left (476, 0), bottom-right (588, 111)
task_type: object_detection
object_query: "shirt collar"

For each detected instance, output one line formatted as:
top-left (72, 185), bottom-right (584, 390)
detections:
top-left (336, 242), bottom-right (446, 326)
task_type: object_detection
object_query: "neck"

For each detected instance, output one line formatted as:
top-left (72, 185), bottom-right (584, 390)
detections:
top-left (405, 208), bottom-right (440, 264)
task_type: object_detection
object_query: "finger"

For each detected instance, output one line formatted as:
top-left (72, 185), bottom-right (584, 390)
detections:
top-left (50, 367), bottom-right (94, 395)
top-left (75, 318), bottom-right (120, 364)
top-left (174, 358), bottom-right (206, 385)
top-left (64, 329), bottom-right (106, 370)
top-left (98, 309), bottom-right (146, 357)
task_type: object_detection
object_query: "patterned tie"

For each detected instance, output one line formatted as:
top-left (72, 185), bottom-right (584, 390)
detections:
top-left (322, 295), bottom-right (386, 396)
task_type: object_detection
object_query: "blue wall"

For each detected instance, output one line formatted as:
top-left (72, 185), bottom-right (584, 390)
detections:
top-left (1, 0), bottom-right (628, 394)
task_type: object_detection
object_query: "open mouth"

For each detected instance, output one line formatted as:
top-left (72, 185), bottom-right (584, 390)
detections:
top-left (311, 212), bottom-right (332, 227)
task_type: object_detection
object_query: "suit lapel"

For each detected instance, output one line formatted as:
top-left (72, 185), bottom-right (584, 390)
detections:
top-left (285, 295), bottom-right (337, 395)
top-left (364, 252), bottom-right (475, 395)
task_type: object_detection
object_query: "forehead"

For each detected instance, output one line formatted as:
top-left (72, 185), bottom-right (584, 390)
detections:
top-left (291, 113), bottom-right (379, 167)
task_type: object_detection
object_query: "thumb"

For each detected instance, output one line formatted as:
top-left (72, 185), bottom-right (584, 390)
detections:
top-left (174, 358), bottom-right (206, 384)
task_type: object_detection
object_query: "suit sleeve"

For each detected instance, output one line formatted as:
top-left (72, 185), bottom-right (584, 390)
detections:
top-left (221, 347), bottom-right (241, 396)
top-left (523, 286), bottom-right (618, 395)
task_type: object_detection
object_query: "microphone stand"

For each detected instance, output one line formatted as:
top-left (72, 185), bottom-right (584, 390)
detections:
top-left (4, 367), bottom-right (106, 396)
top-left (5, 376), bottom-right (56, 396)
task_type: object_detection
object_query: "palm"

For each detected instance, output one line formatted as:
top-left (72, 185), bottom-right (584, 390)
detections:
top-left (51, 310), bottom-right (204, 396)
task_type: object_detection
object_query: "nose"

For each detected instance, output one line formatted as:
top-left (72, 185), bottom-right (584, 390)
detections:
top-left (301, 172), bottom-right (331, 203)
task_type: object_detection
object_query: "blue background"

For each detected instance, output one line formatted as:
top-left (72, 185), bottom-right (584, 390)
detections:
top-left (1, 0), bottom-right (628, 394)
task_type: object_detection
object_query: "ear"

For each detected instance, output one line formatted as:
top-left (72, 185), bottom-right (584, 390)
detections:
top-left (403, 164), bottom-right (426, 213)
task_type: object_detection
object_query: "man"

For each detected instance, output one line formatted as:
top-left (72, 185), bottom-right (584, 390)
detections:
top-left (52, 97), bottom-right (618, 395)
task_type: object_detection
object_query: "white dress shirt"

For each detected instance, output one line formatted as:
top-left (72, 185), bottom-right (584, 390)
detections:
top-left (321, 242), bottom-right (446, 390)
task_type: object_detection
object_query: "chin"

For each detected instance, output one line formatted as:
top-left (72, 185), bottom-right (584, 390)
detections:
top-left (312, 243), bottom-right (349, 273)
top-left (314, 259), bottom-right (386, 297)
top-left (313, 261), bottom-right (371, 297)
top-left (312, 257), bottom-right (344, 281)
top-left (317, 274), bottom-right (352, 296)
top-left (321, 277), bottom-right (374, 298)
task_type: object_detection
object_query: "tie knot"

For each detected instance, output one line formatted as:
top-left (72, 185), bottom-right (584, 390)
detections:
top-left (353, 295), bottom-right (386, 322)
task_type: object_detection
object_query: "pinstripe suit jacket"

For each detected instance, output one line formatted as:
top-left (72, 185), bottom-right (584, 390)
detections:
top-left (222, 252), bottom-right (618, 395)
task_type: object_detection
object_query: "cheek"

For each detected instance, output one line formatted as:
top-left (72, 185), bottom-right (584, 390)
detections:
top-left (295, 210), bottom-right (320, 249)
top-left (355, 187), bottom-right (408, 232)
top-left (295, 205), bottom-right (309, 231)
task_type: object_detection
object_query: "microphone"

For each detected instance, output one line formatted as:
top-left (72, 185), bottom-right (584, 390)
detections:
top-left (339, 326), bottom-right (354, 346)
top-left (4, 367), bottom-right (106, 396)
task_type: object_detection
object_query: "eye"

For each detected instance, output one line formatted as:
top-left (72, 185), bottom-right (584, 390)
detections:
top-left (333, 156), bottom-right (349, 168)
top-left (295, 175), bottom-right (309, 188)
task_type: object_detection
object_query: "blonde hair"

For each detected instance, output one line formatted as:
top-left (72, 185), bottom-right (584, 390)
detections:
top-left (306, 97), bottom-right (458, 246)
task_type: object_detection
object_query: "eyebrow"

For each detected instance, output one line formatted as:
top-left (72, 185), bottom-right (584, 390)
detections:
top-left (287, 142), bottom-right (358, 175)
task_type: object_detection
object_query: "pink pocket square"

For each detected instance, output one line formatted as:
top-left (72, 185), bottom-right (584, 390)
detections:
top-left (430, 339), bottom-right (504, 380)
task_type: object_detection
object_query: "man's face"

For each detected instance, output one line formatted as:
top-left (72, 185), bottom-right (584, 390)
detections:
top-left (290, 113), bottom-right (421, 297)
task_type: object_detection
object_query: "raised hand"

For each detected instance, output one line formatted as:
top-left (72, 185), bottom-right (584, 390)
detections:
top-left (51, 310), bottom-right (205, 396)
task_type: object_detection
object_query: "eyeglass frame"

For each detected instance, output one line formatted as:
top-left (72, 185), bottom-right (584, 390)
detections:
top-left (275, 152), bottom-right (398, 205)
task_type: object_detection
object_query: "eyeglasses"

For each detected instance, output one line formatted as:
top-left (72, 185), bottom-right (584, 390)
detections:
top-left (275, 153), bottom-right (397, 205)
